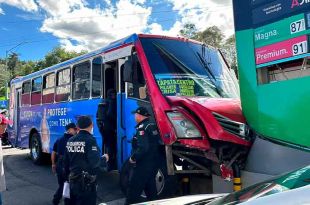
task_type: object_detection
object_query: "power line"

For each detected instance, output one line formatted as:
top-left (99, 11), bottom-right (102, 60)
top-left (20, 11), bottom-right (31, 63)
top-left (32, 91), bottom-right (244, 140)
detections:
top-left (0, 5), bottom-right (230, 24)
top-left (0, 18), bottom-right (179, 48)
top-left (0, 5), bottom-right (232, 45)
top-left (0, 5), bottom-right (233, 49)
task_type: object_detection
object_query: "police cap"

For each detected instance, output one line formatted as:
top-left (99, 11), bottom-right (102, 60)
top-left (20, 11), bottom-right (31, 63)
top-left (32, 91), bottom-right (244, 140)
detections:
top-left (65, 122), bottom-right (76, 131)
top-left (131, 107), bottom-right (150, 117)
top-left (77, 116), bottom-right (92, 129)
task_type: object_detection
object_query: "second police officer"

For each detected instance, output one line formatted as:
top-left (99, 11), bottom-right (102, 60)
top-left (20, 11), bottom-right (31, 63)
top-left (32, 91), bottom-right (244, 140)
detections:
top-left (52, 122), bottom-right (77, 205)
top-left (64, 116), bottom-right (108, 205)
top-left (125, 107), bottom-right (162, 205)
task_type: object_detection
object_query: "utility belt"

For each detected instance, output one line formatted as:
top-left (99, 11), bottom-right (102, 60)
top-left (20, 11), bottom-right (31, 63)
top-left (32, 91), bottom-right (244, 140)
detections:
top-left (69, 171), bottom-right (97, 193)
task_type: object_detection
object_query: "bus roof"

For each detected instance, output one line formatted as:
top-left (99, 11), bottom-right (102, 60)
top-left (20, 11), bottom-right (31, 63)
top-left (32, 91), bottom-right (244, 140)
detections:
top-left (11, 33), bottom-right (202, 85)
top-left (11, 33), bottom-right (139, 84)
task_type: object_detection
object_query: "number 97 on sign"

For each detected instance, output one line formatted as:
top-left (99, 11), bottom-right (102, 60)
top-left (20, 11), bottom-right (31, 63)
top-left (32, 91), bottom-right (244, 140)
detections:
top-left (292, 41), bottom-right (308, 56)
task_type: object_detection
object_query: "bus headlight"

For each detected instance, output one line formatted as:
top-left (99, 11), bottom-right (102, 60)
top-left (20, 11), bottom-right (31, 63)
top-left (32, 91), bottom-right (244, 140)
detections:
top-left (167, 112), bottom-right (202, 139)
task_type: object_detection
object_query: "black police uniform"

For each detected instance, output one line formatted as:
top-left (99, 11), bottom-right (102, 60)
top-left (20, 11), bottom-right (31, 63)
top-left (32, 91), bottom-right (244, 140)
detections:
top-left (52, 133), bottom-right (73, 205)
top-left (64, 130), bottom-right (106, 205)
top-left (125, 117), bottom-right (161, 205)
top-left (96, 91), bottom-right (117, 170)
top-left (102, 92), bottom-right (117, 169)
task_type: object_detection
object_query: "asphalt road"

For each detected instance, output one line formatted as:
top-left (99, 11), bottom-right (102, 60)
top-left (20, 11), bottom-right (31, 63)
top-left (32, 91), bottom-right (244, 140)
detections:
top-left (2, 146), bottom-right (125, 205)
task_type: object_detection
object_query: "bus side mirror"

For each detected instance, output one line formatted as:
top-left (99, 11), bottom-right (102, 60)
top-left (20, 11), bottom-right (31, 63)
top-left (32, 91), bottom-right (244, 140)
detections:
top-left (123, 60), bottom-right (133, 83)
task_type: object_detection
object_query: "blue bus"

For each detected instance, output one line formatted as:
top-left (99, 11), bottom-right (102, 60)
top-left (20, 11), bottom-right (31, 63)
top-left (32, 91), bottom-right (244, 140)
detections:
top-left (8, 34), bottom-right (250, 195)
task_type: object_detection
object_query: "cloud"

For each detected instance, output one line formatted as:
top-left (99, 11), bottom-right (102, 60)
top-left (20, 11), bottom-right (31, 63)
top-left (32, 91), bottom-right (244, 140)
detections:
top-left (37, 0), bottom-right (86, 16)
top-left (0, 0), bottom-right (38, 12)
top-left (156, 0), bottom-right (234, 37)
top-left (0, 7), bottom-right (4, 15)
top-left (148, 21), bottom-right (182, 36)
top-left (59, 39), bottom-right (86, 53)
top-left (0, 0), bottom-right (235, 53)
top-left (39, 0), bottom-right (152, 51)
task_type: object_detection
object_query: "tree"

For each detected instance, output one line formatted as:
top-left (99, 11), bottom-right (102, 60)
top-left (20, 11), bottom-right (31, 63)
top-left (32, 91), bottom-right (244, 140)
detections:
top-left (43, 47), bottom-right (87, 68)
top-left (7, 52), bottom-right (20, 78)
top-left (179, 25), bottom-right (225, 48)
top-left (196, 26), bottom-right (224, 48)
top-left (179, 24), bottom-right (239, 78)
top-left (0, 46), bottom-right (87, 98)
top-left (17, 61), bottom-right (36, 76)
top-left (180, 23), bottom-right (199, 39)
top-left (0, 64), bottom-right (11, 97)
top-left (221, 35), bottom-right (238, 78)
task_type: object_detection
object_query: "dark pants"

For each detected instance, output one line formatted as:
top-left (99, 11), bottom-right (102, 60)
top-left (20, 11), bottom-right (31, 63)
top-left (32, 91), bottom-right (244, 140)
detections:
top-left (70, 183), bottom-right (97, 205)
top-left (125, 164), bottom-right (158, 205)
top-left (104, 129), bottom-right (117, 170)
top-left (97, 121), bottom-right (105, 150)
top-left (53, 173), bottom-right (71, 205)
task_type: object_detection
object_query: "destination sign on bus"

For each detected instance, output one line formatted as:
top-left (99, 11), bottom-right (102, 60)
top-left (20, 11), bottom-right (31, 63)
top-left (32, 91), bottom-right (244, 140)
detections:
top-left (255, 35), bottom-right (308, 65)
top-left (255, 13), bottom-right (310, 47)
top-left (157, 79), bottom-right (195, 96)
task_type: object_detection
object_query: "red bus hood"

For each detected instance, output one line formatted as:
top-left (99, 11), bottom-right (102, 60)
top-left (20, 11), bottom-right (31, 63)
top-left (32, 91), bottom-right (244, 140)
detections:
top-left (166, 96), bottom-right (250, 147)
top-left (167, 96), bottom-right (245, 122)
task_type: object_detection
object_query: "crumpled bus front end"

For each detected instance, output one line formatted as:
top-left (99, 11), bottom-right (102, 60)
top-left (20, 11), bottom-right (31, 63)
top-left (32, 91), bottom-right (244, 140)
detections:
top-left (137, 34), bottom-right (253, 180)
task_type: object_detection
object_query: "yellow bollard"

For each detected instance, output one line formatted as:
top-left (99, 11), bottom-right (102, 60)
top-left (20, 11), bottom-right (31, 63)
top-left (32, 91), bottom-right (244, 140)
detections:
top-left (233, 177), bottom-right (242, 191)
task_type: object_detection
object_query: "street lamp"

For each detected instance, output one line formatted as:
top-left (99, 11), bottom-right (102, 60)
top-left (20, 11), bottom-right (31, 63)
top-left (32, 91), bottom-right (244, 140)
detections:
top-left (4, 41), bottom-right (28, 99)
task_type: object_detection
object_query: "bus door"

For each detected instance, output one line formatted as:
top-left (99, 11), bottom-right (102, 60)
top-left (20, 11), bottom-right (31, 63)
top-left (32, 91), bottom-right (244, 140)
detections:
top-left (118, 55), bottom-right (152, 168)
top-left (13, 88), bottom-right (21, 147)
top-left (101, 59), bottom-right (118, 168)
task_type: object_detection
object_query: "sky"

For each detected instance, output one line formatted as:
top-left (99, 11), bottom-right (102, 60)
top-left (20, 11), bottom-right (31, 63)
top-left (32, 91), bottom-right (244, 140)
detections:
top-left (0, 0), bottom-right (234, 61)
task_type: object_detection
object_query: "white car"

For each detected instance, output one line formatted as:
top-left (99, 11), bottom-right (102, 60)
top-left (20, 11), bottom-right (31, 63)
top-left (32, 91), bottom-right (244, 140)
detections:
top-left (138, 165), bottom-right (310, 205)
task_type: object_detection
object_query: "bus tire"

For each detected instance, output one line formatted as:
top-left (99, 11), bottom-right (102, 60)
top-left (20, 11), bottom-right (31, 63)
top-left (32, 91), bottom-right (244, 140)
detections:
top-left (120, 158), bottom-right (178, 199)
top-left (30, 133), bottom-right (44, 165)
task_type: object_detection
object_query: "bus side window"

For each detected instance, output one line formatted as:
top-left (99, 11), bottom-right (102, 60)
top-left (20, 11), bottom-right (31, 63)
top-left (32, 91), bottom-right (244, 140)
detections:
top-left (56, 68), bottom-right (71, 102)
top-left (21, 80), bottom-right (31, 106)
top-left (72, 61), bottom-right (91, 100)
top-left (31, 77), bottom-right (42, 105)
top-left (42, 73), bottom-right (55, 104)
top-left (92, 57), bottom-right (102, 98)
top-left (131, 57), bottom-right (148, 100)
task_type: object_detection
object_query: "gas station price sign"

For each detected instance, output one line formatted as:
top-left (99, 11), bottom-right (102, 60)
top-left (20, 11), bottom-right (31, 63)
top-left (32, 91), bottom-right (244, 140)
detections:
top-left (254, 13), bottom-right (310, 48)
top-left (249, 0), bottom-right (310, 66)
top-left (255, 35), bottom-right (309, 65)
top-left (233, 0), bottom-right (310, 147)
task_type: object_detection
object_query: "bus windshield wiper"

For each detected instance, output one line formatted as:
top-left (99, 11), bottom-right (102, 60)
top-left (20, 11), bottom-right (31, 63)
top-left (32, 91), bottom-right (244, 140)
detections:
top-left (196, 52), bottom-right (216, 81)
top-left (195, 52), bottom-right (222, 96)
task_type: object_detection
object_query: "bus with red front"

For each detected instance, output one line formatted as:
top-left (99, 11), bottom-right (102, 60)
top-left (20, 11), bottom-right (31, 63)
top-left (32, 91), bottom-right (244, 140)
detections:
top-left (8, 34), bottom-right (252, 196)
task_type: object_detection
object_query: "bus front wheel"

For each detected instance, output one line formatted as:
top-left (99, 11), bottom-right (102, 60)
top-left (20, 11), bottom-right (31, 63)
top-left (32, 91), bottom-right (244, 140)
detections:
top-left (30, 133), bottom-right (44, 165)
top-left (120, 158), bottom-right (178, 199)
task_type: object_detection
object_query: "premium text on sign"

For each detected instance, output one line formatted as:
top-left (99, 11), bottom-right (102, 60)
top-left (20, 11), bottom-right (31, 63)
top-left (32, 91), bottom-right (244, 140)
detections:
top-left (255, 35), bottom-right (308, 65)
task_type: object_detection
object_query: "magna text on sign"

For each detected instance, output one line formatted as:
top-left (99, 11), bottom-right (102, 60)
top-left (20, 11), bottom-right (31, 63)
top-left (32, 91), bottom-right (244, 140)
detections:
top-left (255, 35), bottom-right (308, 65)
top-left (254, 14), bottom-right (309, 47)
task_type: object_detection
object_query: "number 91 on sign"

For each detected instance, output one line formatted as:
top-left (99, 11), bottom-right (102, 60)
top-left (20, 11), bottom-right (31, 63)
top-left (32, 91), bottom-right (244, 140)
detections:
top-left (292, 41), bottom-right (308, 56)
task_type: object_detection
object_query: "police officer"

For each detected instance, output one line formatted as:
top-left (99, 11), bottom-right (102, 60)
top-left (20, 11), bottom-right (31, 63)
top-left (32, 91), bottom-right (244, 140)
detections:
top-left (125, 107), bottom-right (161, 205)
top-left (64, 116), bottom-right (108, 205)
top-left (52, 123), bottom-right (77, 205)
top-left (98, 89), bottom-right (117, 170)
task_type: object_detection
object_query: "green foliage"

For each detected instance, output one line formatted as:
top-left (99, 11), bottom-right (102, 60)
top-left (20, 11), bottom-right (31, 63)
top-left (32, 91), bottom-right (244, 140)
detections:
top-left (180, 23), bottom-right (198, 39)
top-left (221, 34), bottom-right (238, 78)
top-left (196, 26), bottom-right (224, 48)
top-left (179, 24), bottom-right (238, 77)
top-left (0, 64), bottom-right (11, 97)
top-left (0, 46), bottom-right (87, 98)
